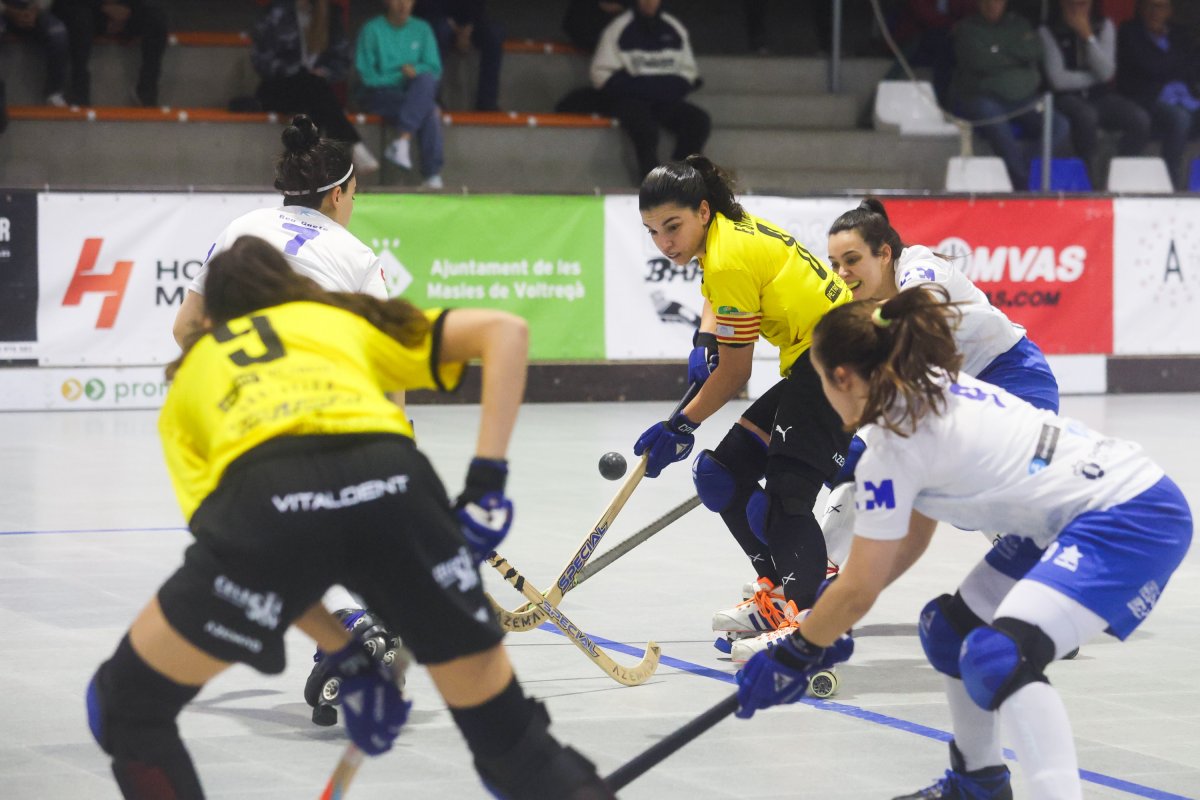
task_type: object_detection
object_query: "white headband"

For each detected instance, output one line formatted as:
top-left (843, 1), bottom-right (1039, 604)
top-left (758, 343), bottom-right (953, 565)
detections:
top-left (280, 163), bottom-right (354, 196)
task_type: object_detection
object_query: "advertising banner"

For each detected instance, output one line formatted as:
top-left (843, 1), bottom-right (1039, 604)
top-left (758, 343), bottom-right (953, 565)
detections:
top-left (0, 191), bottom-right (39, 360)
top-left (36, 193), bottom-right (278, 366)
top-left (884, 198), bottom-right (1114, 354)
top-left (0, 366), bottom-right (169, 410)
top-left (350, 194), bottom-right (606, 360)
top-left (1112, 198), bottom-right (1200, 354)
top-left (603, 196), bottom-right (853, 361)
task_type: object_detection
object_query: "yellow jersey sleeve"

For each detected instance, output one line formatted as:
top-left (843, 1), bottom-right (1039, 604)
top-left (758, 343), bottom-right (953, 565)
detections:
top-left (159, 302), bottom-right (464, 521)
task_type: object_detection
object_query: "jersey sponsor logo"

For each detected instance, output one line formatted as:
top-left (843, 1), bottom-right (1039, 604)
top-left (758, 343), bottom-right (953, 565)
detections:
top-left (1074, 462), bottom-right (1105, 480)
top-left (774, 424), bottom-right (792, 442)
top-left (62, 238), bottom-right (133, 329)
top-left (899, 267), bottom-right (937, 287)
top-left (433, 547), bottom-right (479, 593)
top-left (203, 620), bottom-right (263, 653)
top-left (212, 575), bottom-right (283, 630)
top-left (1127, 579), bottom-right (1161, 620)
top-left (860, 480), bottom-right (896, 511)
top-left (271, 475), bottom-right (410, 513)
top-left (1039, 541), bottom-right (1083, 572)
top-left (717, 306), bottom-right (740, 314)
top-left (935, 237), bottom-right (1086, 283)
top-left (824, 281), bottom-right (843, 302)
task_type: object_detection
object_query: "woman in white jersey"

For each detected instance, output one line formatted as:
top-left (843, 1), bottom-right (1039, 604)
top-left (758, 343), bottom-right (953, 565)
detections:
top-left (172, 114), bottom-right (386, 347)
top-left (734, 289), bottom-right (1192, 800)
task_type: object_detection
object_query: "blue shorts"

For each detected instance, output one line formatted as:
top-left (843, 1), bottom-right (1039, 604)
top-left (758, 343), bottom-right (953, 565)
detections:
top-left (975, 336), bottom-right (1060, 413)
top-left (986, 476), bottom-right (1192, 640)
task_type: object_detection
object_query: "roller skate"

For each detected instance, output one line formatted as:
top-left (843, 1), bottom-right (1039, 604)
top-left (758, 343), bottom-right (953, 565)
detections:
top-left (892, 741), bottom-right (1012, 799)
top-left (712, 577), bottom-right (787, 655)
top-left (304, 608), bottom-right (404, 726)
top-left (728, 602), bottom-right (839, 698)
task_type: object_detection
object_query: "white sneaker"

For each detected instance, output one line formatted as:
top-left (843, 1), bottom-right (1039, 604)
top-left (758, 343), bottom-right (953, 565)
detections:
top-left (729, 602), bottom-right (808, 663)
top-left (421, 174), bottom-right (443, 189)
top-left (351, 141), bottom-right (380, 174)
top-left (713, 577), bottom-right (788, 636)
top-left (46, 92), bottom-right (67, 108)
top-left (384, 137), bottom-right (413, 170)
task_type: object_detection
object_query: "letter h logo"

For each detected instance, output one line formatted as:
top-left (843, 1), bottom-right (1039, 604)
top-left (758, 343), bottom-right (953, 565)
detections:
top-left (62, 238), bottom-right (133, 329)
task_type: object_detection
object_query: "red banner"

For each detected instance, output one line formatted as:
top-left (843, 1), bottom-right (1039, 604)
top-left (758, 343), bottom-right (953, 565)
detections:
top-left (885, 198), bottom-right (1113, 354)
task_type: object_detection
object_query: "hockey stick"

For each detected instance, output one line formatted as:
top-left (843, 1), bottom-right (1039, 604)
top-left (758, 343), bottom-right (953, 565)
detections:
top-left (487, 552), bottom-right (662, 686)
top-left (605, 693), bottom-right (739, 791)
top-left (570, 494), bottom-right (702, 589)
top-left (319, 743), bottom-right (363, 800)
top-left (494, 383), bottom-right (699, 633)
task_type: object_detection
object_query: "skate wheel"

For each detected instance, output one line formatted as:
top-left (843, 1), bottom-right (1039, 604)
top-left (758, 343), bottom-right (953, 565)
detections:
top-left (808, 670), bottom-right (837, 698)
top-left (312, 703), bottom-right (338, 727)
top-left (320, 677), bottom-right (341, 704)
top-left (363, 636), bottom-right (387, 657)
top-left (1063, 647), bottom-right (1080, 660)
top-left (713, 636), bottom-right (733, 654)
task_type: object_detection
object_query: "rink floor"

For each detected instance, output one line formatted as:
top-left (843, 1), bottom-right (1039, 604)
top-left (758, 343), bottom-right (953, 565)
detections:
top-left (1, 395), bottom-right (1198, 800)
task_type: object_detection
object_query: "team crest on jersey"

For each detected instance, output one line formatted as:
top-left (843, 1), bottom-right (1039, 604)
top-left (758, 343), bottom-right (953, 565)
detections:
top-left (859, 480), bottom-right (896, 511)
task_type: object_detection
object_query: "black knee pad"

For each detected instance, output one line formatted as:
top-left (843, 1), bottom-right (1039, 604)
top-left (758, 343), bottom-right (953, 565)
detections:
top-left (960, 617), bottom-right (1055, 711)
top-left (474, 699), bottom-right (613, 800)
top-left (87, 635), bottom-right (204, 799)
top-left (713, 424), bottom-right (768, 486)
top-left (764, 456), bottom-right (825, 517)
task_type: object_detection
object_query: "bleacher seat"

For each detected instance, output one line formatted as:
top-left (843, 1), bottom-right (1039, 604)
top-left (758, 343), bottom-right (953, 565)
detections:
top-left (1028, 158), bottom-right (1092, 191)
top-left (873, 81), bottom-right (957, 136)
top-left (1189, 159), bottom-right (1200, 192)
top-left (1106, 157), bottom-right (1174, 193)
top-left (944, 156), bottom-right (1013, 192)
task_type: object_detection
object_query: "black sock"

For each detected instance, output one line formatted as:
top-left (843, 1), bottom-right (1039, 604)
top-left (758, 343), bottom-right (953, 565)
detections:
top-left (449, 677), bottom-right (533, 759)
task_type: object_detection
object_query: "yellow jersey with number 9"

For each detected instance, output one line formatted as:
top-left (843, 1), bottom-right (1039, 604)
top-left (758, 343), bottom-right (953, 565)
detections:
top-left (701, 211), bottom-right (850, 375)
top-left (159, 301), bottom-right (463, 521)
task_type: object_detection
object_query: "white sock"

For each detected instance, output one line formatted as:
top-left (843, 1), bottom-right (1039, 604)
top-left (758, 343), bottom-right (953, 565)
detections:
top-left (1001, 682), bottom-right (1082, 799)
top-left (322, 585), bottom-right (362, 613)
top-left (944, 676), bottom-right (1004, 770)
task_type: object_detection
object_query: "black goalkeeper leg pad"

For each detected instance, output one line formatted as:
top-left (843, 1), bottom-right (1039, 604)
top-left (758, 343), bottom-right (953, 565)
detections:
top-left (464, 689), bottom-right (614, 800)
top-left (87, 635), bottom-right (204, 800)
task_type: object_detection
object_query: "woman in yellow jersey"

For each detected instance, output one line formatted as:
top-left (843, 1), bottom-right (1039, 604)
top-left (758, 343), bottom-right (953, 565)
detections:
top-left (86, 237), bottom-right (615, 800)
top-left (634, 156), bottom-right (853, 663)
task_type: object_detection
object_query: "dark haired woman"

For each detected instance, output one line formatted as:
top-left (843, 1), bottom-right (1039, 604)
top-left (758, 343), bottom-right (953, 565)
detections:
top-left (633, 155), bottom-right (854, 664)
top-left (1040, 0), bottom-right (1151, 184)
top-left (735, 289), bottom-right (1192, 800)
top-left (88, 235), bottom-right (614, 800)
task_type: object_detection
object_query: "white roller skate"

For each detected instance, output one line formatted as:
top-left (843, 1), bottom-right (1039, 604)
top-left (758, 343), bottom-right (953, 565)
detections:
top-left (712, 577), bottom-right (788, 654)
top-left (729, 601), bottom-right (839, 698)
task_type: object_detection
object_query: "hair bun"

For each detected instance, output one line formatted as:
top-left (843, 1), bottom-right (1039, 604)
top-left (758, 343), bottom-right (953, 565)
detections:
top-left (859, 197), bottom-right (888, 220)
top-left (281, 115), bottom-right (320, 153)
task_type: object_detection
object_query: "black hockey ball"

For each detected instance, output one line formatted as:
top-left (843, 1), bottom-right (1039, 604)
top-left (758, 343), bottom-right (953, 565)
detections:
top-left (598, 451), bottom-right (628, 481)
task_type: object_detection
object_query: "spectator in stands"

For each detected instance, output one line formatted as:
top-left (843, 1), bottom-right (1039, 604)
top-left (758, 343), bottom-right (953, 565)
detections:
top-left (591, 0), bottom-right (710, 183)
top-left (563, 0), bottom-right (630, 53)
top-left (51, 0), bottom-right (166, 106)
top-left (357, 0), bottom-right (445, 189)
top-left (1, 1), bottom-right (69, 106)
top-left (887, 0), bottom-right (973, 106)
top-left (1117, 0), bottom-right (1200, 189)
top-left (415, 0), bottom-right (502, 111)
top-left (251, 0), bottom-right (379, 175)
top-left (950, 0), bottom-right (1070, 188)
top-left (1041, 0), bottom-right (1151, 184)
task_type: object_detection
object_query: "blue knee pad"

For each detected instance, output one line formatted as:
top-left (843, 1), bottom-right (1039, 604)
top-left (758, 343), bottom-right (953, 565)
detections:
top-left (959, 618), bottom-right (1054, 711)
top-left (86, 673), bottom-right (105, 750)
top-left (746, 487), bottom-right (768, 543)
top-left (692, 450), bottom-right (736, 512)
top-left (918, 595), bottom-right (969, 678)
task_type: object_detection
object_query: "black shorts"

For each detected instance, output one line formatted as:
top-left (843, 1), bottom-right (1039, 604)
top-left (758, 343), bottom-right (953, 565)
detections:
top-left (156, 434), bottom-right (503, 674)
top-left (740, 350), bottom-right (853, 481)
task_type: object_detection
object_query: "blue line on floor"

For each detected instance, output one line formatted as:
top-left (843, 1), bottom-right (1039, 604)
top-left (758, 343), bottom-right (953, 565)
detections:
top-left (537, 623), bottom-right (1195, 800)
top-left (0, 526), bottom-right (186, 536)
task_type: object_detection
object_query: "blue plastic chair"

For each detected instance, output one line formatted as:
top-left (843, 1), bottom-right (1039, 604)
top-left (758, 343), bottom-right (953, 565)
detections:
top-left (1028, 158), bottom-right (1093, 191)
top-left (1188, 158), bottom-right (1200, 192)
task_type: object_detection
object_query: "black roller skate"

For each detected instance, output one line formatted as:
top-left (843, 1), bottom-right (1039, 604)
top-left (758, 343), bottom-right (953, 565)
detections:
top-left (304, 608), bottom-right (405, 726)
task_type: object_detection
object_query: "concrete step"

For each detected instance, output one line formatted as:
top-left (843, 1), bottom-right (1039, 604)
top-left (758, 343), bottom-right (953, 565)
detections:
top-left (695, 92), bottom-right (861, 129)
top-left (734, 167), bottom-right (924, 194)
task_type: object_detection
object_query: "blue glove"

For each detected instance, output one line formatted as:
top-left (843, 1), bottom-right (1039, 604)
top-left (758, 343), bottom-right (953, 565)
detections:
top-left (734, 630), bottom-right (854, 719)
top-left (455, 458), bottom-right (513, 562)
top-left (633, 413), bottom-right (699, 478)
top-left (687, 332), bottom-right (720, 387)
top-left (324, 639), bottom-right (411, 755)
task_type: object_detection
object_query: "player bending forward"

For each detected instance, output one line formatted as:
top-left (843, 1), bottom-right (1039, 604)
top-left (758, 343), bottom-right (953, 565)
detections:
top-left (735, 288), bottom-right (1191, 800)
top-left (87, 236), bottom-right (614, 800)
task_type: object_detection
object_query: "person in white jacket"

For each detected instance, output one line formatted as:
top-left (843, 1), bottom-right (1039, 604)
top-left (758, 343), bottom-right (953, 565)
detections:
top-left (590, 0), bottom-right (709, 182)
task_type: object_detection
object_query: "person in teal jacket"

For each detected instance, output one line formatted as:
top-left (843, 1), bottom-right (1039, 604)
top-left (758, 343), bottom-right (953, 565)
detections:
top-left (356, 0), bottom-right (445, 188)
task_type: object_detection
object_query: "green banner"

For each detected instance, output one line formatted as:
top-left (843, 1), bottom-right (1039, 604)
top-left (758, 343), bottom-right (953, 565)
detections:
top-left (351, 195), bottom-right (605, 360)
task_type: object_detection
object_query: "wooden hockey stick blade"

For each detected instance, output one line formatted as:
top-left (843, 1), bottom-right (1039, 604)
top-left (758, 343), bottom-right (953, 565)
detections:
top-left (493, 456), bottom-right (647, 633)
top-left (488, 553), bottom-right (661, 686)
top-left (319, 743), bottom-right (364, 800)
top-left (571, 495), bottom-right (702, 588)
top-left (605, 693), bottom-right (739, 791)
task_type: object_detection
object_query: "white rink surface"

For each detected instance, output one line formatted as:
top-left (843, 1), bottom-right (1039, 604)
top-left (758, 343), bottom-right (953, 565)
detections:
top-left (1, 395), bottom-right (1198, 800)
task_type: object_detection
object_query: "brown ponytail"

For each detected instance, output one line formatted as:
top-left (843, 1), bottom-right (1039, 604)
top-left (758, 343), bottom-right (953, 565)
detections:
top-left (167, 236), bottom-right (429, 379)
top-left (812, 287), bottom-right (963, 435)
